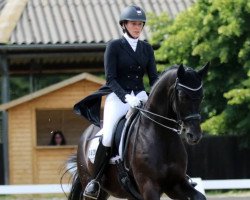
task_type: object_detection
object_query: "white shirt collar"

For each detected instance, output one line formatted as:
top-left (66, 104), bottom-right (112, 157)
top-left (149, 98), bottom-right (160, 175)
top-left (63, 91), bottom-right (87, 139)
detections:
top-left (124, 33), bottom-right (138, 51)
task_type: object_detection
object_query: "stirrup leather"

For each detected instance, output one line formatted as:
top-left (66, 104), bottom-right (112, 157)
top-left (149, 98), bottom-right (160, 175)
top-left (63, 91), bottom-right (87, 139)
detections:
top-left (83, 180), bottom-right (101, 200)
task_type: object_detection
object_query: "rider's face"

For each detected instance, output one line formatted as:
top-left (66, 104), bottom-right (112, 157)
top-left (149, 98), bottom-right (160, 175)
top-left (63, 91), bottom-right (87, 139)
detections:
top-left (124, 21), bottom-right (144, 38)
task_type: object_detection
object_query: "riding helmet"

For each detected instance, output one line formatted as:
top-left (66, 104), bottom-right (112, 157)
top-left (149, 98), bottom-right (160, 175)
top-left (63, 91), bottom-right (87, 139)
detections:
top-left (119, 5), bottom-right (146, 25)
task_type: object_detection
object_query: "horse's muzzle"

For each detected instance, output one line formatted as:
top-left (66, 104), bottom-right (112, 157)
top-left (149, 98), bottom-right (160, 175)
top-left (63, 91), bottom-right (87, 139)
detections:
top-left (186, 131), bottom-right (202, 144)
top-left (183, 122), bottom-right (202, 145)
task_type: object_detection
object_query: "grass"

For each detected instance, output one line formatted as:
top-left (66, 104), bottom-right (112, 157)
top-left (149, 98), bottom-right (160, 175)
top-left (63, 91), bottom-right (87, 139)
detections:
top-left (206, 189), bottom-right (250, 196)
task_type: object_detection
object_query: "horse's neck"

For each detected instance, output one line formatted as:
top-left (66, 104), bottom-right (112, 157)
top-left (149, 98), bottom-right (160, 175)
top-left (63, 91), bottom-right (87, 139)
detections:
top-left (140, 76), bottom-right (180, 142)
top-left (145, 79), bottom-right (176, 119)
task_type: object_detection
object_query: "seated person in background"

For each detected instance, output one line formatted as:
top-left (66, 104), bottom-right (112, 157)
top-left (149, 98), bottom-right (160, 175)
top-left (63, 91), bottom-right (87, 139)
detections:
top-left (49, 130), bottom-right (66, 146)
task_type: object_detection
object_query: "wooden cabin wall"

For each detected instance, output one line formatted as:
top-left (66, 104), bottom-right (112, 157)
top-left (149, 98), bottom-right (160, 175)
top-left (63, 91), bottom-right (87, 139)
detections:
top-left (8, 80), bottom-right (101, 184)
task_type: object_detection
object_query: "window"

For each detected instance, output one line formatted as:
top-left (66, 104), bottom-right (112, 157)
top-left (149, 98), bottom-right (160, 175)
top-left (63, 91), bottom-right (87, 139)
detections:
top-left (36, 109), bottom-right (90, 146)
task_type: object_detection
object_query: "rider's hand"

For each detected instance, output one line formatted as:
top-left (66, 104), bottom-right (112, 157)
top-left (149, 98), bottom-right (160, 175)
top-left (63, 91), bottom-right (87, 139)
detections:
top-left (125, 94), bottom-right (141, 108)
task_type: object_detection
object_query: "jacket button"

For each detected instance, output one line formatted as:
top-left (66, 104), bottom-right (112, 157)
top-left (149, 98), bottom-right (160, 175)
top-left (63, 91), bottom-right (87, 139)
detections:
top-left (128, 75), bottom-right (130, 78)
top-left (138, 66), bottom-right (141, 69)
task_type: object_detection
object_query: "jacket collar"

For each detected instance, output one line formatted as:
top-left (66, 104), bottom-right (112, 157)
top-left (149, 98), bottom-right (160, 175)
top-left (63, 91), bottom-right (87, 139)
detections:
top-left (123, 33), bottom-right (138, 51)
top-left (120, 37), bottom-right (143, 66)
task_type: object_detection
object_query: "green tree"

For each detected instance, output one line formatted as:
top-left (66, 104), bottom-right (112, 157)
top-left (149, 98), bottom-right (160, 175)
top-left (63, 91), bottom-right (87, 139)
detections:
top-left (148, 0), bottom-right (250, 146)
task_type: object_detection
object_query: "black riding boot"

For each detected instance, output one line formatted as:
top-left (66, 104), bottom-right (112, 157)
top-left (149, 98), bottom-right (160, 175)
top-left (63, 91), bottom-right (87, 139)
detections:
top-left (83, 142), bottom-right (111, 199)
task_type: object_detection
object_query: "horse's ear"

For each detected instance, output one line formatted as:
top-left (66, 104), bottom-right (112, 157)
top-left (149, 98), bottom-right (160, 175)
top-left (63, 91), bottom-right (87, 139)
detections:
top-left (177, 64), bottom-right (185, 80)
top-left (198, 62), bottom-right (209, 79)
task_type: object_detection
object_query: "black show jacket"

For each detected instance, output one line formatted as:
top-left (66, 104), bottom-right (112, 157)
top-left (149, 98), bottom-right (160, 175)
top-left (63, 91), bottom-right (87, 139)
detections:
top-left (74, 37), bottom-right (158, 127)
top-left (105, 37), bottom-right (158, 102)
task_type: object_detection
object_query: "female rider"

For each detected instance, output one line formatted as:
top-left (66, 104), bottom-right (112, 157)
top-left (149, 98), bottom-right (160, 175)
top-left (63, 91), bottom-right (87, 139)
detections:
top-left (76, 5), bottom-right (158, 199)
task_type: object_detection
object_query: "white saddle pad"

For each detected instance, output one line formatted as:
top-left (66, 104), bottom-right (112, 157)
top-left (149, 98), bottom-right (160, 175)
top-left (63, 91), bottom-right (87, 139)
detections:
top-left (88, 129), bottom-right (125, 164)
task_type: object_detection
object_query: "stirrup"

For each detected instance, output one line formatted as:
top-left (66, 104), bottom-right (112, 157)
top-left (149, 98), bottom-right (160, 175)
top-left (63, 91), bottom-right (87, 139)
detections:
top-left (83, 180), bottom-right (101, 199)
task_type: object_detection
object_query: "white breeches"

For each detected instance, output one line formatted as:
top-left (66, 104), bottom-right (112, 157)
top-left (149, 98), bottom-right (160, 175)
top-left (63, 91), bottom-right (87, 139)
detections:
top-left (101, 91), bottom-right (148, 147)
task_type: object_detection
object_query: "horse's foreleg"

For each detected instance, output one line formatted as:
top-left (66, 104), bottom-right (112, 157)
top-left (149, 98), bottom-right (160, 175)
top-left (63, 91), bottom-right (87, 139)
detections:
top-left (167, 179), bottom-right (206, 200)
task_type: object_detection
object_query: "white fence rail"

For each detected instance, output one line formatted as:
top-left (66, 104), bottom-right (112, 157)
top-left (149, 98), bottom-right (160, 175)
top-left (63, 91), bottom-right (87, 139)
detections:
top-left (203, 179), bottom-right (250, 190)
top-left (0, 179), bottom-right (250, 195)
top-left (0, 184), bottom-right (70, 195)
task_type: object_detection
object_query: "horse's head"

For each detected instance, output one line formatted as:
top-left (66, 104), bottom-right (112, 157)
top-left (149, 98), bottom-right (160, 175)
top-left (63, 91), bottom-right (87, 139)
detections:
top-left (174, 63), bottom-right (209, 145)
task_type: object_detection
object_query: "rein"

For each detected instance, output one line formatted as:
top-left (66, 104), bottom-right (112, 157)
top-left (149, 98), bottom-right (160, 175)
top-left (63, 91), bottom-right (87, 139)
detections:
top-left (136, 78), bottom-right (203, 134)
top-left (136, 107), bottom-right (181, 134)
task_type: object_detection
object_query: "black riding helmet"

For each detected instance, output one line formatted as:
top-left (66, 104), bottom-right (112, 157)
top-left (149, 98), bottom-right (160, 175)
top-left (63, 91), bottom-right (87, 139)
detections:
top-left (119, 5), bottom-right (146, 26)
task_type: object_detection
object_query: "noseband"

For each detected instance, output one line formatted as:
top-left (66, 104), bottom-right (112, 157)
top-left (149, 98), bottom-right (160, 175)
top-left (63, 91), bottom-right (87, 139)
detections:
top-left (137, 78), bottom-right (203, 134)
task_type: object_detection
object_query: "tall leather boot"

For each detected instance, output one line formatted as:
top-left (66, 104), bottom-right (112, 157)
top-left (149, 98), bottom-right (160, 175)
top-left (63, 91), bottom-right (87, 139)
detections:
top-left (83, 142), bottom-right (111, 199)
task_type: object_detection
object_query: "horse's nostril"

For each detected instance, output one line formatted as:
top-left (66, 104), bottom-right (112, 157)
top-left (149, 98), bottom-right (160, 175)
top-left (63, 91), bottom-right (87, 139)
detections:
top-left (187, 132), bottom-right (201, 144)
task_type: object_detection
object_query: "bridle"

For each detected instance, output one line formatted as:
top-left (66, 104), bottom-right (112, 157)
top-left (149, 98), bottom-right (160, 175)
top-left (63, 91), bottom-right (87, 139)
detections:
top-left (174, 78), bottom-right (203, 122)
top-left (136, 78), bottom-right (203, 134)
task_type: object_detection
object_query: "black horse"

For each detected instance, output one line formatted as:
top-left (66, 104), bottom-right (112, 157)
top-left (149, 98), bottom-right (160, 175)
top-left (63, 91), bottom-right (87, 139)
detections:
top-left (67, 64), bottom-right (209, 200)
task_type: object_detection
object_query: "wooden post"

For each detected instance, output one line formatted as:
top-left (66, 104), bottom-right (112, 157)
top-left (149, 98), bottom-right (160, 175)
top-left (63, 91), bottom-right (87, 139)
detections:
top-left (0, 0), bottom-right (28, 183)
top-left (0, 54), bottom-right (9, 184)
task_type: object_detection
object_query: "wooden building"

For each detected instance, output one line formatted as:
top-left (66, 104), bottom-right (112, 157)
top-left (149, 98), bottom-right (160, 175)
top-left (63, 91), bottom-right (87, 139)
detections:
top-left (0, 73), bottom-right (104, 184)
